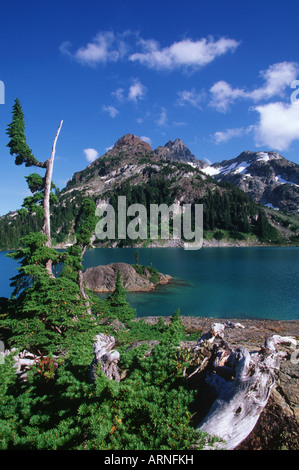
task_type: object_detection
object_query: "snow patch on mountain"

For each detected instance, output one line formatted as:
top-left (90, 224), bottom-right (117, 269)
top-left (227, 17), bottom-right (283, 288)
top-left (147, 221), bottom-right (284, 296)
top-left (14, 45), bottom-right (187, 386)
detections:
top-left (275, 175), bottom-right (299, 187)
top-left (202, 160), bottom-right (251, 177)
top-left (257, 152), bottom-right (270, 162)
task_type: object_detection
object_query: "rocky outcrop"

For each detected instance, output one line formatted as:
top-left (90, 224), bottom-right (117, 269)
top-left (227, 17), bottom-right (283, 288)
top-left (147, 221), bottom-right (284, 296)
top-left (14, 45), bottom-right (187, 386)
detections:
top-left (83, 262), bottom-right (172, 292)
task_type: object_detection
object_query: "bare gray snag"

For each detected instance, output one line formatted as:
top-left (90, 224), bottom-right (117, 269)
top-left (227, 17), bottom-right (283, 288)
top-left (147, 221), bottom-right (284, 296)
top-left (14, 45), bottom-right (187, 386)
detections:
top-left (90, 333), bottom-right (120, 382)
top-left (196, 323), bottom-right (297, 450)
top-left (43, 120), bottom-right (63, 276)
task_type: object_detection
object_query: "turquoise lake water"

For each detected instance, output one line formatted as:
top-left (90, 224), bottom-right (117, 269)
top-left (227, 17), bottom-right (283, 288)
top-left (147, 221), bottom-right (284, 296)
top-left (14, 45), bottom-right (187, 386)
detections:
top-left (1, 247), bottom-right (298, 320)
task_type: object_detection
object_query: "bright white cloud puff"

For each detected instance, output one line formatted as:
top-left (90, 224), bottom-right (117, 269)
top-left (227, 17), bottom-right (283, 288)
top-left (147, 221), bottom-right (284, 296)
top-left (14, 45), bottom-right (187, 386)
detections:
top-left (128, 80), bottom-right (147, 102)
top-left (83, 148), bottom-right (99, 163)
top-left (129, 37), bottom-right (240, 70)
top-left (254, 100), bottom-right (299, 151)
top-left (61, 31), bottom-right (128, 66)
top-left (210, 61), bottom-right (299, 112)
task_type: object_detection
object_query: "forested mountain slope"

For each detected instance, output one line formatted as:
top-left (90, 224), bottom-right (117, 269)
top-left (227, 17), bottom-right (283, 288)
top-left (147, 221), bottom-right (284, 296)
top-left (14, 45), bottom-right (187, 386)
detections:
top-left (1, 134), bottom-right (298, 250)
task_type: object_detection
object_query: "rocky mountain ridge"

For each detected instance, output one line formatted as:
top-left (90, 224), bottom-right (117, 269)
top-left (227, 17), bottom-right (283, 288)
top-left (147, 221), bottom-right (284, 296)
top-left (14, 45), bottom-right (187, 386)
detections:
top-left (54, 133), bottom-right (298, 248)
top-left (63, 134), bottom-right (210, 199)
top-left (202, 150), bottom-right (299, 213)
top-left (65, 134), bottom-right (299, 214)
top-left (1, 134), bottom-right (298, 250)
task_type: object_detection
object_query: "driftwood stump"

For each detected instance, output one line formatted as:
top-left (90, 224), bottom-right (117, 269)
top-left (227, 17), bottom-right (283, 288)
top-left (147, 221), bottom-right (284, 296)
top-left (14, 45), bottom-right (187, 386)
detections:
top-left (195, 322), bottom-right (297, 450)
top-left (90, 333), bottom-right (120, 382)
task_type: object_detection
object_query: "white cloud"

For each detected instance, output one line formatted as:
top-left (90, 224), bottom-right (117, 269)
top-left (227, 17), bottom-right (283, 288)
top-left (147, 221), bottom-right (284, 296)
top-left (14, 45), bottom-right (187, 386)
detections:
top-left (250, 62), bottom-right (298, 101)
top-left (254, 101), bottom-right (299, 151)
top-left (102, 105), bottom-right (119, 118)
top-left (63, 31), bottom-right (128, 66)
top-left (111, 81), bottom-right (146, 104)
top-left (112, 87), bottom-right (125, 102)
top-left (213, 126), bottom-right (255, 144)
top-left (61, 32), bottom-right (239, 73)
top-left (156, 108), bottom-right (168, 126)
top-left (83, 148), bottom-right (99, 163)
top-left (140, 136), bottom-right (151, 145)
top-left (129, 36), bottom-right (240, 71)
top-left (177, 88), bottom-right (205, 108)
top-left (213, 127), bottom-right (246, 144)
top-left (128, 80), bottom-right (147, 102)
top-left (210, 62), bottom-right (299, 112)
top-left (210, 80), bottom-right (246, 112)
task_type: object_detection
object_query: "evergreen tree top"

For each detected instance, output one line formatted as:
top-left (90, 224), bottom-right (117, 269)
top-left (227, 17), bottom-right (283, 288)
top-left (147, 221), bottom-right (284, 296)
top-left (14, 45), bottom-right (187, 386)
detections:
top-left (108, 269), bottom-right (128, 305)
top-left (106, 269), bottom-right (136, 322)
top-left (6, 98), bottom-right (45, 168)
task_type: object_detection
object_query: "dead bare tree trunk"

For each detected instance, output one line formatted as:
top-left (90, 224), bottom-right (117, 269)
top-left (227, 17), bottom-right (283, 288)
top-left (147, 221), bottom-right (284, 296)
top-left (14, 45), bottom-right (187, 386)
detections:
top-left (195, 323), bottom-right (297, 450)
top-left (42, 120), bottom-right (63, 276)
top-left (90, 334), bottom-right (120, 382)
top-left (77, 246), bottom-right (92, 315)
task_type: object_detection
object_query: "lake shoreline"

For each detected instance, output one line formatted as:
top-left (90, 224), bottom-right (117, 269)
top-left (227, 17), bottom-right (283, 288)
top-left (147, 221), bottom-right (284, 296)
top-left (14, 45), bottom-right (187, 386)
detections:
top-left (1, 240), bottom-right (299, 252)
top-left (139, 315), bottom-right (299, 346)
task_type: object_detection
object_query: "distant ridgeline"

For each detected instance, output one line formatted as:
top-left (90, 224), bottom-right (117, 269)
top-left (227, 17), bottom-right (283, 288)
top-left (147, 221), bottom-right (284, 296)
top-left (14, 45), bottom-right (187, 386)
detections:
top-left (1, 134), bottom-right (298, 250)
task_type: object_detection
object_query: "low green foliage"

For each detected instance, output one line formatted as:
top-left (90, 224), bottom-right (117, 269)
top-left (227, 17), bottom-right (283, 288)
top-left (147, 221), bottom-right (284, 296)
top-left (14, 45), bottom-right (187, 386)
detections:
top-left (0, 310), bottom-right (210, 450)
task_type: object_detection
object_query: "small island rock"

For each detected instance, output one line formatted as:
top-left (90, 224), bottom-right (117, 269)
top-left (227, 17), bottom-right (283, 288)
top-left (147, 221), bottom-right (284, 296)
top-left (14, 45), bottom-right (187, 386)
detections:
top-left (83, 262), bottom-right (172, 292)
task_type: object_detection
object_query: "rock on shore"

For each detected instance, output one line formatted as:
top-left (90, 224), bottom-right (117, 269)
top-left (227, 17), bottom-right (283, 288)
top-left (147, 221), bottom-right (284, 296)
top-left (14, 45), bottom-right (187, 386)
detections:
top-left (83, 262), bottom-right (172, 292)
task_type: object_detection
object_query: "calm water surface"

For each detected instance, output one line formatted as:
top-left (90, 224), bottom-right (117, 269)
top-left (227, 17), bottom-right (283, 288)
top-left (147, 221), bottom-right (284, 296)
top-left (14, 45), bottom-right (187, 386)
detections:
top-left (1, 247), bottom-right (298, 320)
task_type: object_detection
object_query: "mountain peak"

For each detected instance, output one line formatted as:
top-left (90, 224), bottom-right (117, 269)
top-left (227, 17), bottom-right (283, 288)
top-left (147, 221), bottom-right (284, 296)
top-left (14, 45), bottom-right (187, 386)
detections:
top-left (154, 138), bottom-right (206, 167)
top-left (113, 134), bottom-right (152, 152)
top-left (201, 149), bottom-right (299, 213)
top-left (164, 138), bottom-right (193, 156)
top-left (237, 151), bottom-right (284, 164)
top-left (165, 138), bottom-right (187, 148)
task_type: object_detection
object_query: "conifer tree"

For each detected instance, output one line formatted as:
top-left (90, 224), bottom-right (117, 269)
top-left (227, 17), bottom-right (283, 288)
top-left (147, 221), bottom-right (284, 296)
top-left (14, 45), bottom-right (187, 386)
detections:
top-left (5, 232), bottom-right (97, 355)
top-left (6, 98), bottom-right (63, 275)
top-left (256, 209), bottom-right (280, 242)
top-left (106, 270), bottom-right (136, 322)
top-left (3, 101), bottom-right (99, 353)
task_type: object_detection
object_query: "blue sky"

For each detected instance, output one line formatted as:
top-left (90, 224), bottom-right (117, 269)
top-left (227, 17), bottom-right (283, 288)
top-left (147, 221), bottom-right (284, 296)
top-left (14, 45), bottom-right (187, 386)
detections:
top-left (0, 0), bottom-right (299, 215)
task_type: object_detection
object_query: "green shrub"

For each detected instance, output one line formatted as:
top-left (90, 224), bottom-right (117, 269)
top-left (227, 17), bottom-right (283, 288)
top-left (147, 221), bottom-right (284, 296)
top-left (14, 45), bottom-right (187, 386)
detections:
top-left (0, 310), bottom-right (211, 450)
top-left (106, 270), bottom-right (136, 323)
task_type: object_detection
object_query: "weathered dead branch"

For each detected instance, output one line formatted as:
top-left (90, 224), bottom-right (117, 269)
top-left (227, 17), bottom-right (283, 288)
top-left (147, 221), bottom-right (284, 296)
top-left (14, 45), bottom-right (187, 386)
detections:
top-left (90, 333), bottom-right (120, 382)
top-left (195, 322), bottom-right (297, 450)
